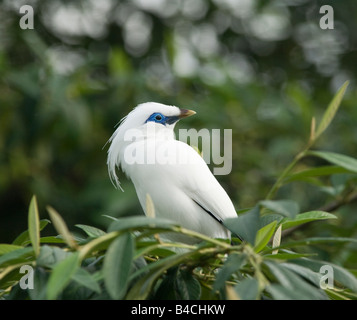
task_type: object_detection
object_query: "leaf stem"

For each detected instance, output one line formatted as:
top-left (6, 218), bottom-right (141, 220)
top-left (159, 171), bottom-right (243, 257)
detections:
top-left (265, 150), bottom-right (308, 200)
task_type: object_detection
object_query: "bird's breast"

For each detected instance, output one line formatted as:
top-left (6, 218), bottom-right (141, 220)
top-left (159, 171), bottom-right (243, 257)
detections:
top-left (120, 138), bottom-right (203, 178)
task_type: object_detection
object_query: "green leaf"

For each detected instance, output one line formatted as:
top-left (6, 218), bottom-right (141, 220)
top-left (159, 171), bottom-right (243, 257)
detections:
top-left (254, 221), bottom-right (277, 253)
top-left (103, 233), bottom-right (134, 299)
top-left (264, 252), bottom-right (316, 260)
top-left (213, 253), bottom-right (247, 291)
top-left (224, 206), bottom-right (260, 244)
top-left (267, 284), bottom-right (306, 300)
top-left (292, 258), bottom-right (357, 293)
top-left (315, 81), bottom-right (349, 140)
top-left (0, 266), bottom-right (27, 292)
top-left (36, 245), bottom-right (71, 268)
top-left (260, 214), bottom-right (284, 228)
top-left (307, 151), bottom-right (357, 173)
top-left (107, 216), bottom-right (178, 233)
top-left (28, 195), bottom-right (40, 257)
top-left (72, 268), bottom-right (101, 294)
top-left (175, 269), bottom-right (201, 300)
top-left (47, 252), bottom-right (80, 300)
top-left (47, 206), bottom-right (77, 249)
top-left (39, 236), bottom-right (66, 244)
top-left (281, 211), bottom-right (337, 230)
top-left (260, 200), bottom-right (299, 218)
top-left (12, 219), bottom-right (51, 246)
top-left (284, 165), bottom-right (353, 184)
top-left (234, 278), bottom-right (259, 300)
top-left (281, 262), bottom-right (321, 287)
top-left (75, 224), bottom-right (106, 238)
top-left (264, 237), bottom-right (357, 253)
top-left (153, 267), bottom-right (179, 300)
top-left (79, 232), bottom-right (119, 260)
top-left (28, 267), bottom-right (49, 300)
top-left (126, 250), bottom-right (197, 300)
top-left (0, 247), bottom-right (34, 267)
top-left (272, 224), bottom-right (282, 254)
top-left (102, 214), bottom-right (119, 222)
top-left (264, 261), bottom-right (327, 300)
top-left (0, 244), bottom-right (23, 256)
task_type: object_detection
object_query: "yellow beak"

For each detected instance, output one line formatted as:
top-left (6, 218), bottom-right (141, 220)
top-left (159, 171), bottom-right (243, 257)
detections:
top-left (179, 109), bottom-right (196, 119)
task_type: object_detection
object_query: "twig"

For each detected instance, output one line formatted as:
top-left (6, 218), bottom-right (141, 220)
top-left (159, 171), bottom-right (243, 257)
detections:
top-left (281, 190), bottom-right (357, 238)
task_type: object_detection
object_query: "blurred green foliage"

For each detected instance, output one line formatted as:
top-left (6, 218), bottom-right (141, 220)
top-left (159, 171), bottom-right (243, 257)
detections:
top-left (1, 0), bottom-right (357, 272)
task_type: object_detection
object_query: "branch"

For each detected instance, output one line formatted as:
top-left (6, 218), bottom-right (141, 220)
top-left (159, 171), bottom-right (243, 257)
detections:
top-left (281, 190), bottom-right (357, 238)
top-left (319, 191), bottom-right (357, 212)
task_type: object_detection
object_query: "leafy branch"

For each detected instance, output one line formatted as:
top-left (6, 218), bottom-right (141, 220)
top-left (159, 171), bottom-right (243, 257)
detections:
top-left (2, 191), bottom-right (357, 300)
top-left (265, 81), bottom-right (350, 200)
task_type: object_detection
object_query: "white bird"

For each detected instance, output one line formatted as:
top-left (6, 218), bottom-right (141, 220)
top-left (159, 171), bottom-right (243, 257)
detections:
top-left (107, 102), bottom-right (237, 244)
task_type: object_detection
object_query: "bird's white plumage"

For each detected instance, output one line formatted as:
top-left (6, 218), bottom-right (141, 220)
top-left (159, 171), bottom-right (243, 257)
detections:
top-left (107, 102), bottom-right (237, 243)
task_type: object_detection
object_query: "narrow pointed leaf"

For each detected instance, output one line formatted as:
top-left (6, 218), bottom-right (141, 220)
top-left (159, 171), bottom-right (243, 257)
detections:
top-left (281, 211), bottom-right (337, 230)
top-left (47, 206), bottom-right (77, 249)
top-left (107, 216), bottom-right (178, 233)
top-left (47, 252), bottom-right (80, 300)
top-left (103, 233), bottom-right (134, 299)
top-left (79, 232), bottom-right (119, 260)
top-left (75, 224), bottom-right (106, 238)
top-left (28, 196), bottom-right (40, 257)
top-left (307, 151), bottom-right (357, 173)
top-left (0, 247), bottom-right (34, 267)
top-left (146, 193), bottom-right (155, 218)
top-left (272, 224), bottom-right (282, 255)
top-left (315, 81), bottom-right (349, 139)
top-left (0, 244), bottom-right (24, 256)
top-left (254, 221), bottom-right (277, 253)
top-left (284, 166), bottom-right (352, 184)
top-left (264, 237), bottom-right (357, 253)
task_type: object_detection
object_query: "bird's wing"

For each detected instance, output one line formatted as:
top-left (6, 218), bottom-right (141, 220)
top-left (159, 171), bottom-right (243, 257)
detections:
top-left (174, 141), bottom-right (238, 223)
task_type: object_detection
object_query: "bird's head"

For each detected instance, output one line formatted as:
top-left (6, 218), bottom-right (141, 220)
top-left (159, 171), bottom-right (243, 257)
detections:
top-left (107, 102), bottom-right (196, 188)
top-left (122, 102), bottom-right (195, 131)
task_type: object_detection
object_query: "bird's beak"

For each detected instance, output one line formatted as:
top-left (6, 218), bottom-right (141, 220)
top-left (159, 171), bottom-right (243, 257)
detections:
top-left (179, 108), bottom-right (196, 119)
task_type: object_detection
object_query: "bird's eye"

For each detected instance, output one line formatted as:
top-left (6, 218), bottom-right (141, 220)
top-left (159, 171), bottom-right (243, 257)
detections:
top-left (145, 113), bottom-right (166, 124)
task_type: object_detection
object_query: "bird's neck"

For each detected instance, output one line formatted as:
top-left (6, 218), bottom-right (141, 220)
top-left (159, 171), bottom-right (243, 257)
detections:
top-left (123, 125), bottom-right (175, 144)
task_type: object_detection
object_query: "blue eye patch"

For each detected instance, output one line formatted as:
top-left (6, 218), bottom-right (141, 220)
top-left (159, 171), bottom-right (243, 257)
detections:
top-left (145, 113), bottom-right (179, 125)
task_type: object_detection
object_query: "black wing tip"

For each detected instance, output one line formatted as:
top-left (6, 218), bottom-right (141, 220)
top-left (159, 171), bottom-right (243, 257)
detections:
top-left (192, 199), bottom-right (245, 243)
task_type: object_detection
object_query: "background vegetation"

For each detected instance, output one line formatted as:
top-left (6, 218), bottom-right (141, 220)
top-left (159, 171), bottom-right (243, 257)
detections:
top-left (1, 0), bottom-right (357, 300)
